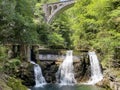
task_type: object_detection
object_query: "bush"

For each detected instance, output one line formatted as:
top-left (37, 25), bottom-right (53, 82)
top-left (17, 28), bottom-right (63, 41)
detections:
top-left (7, 77), bottom-right (27, 90)
top-left (3, 58), bottom-right (21, 75)
top-left (0, 45), bottom-right (8, 61)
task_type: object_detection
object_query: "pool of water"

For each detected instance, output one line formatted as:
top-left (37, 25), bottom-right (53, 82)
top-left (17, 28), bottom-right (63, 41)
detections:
top-left (31, 84), bottom-right (105, 90)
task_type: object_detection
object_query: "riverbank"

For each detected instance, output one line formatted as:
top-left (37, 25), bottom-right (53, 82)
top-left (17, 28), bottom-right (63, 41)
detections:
top-left (0, 58), bottom-right (119, 90)
top-left (0, 74), bottom-right (12, 90)
top-left (0, 45), bottom-right (120, 90)
top-left (106, 68), bottom-right (120, 90)
top-left (96, 67), bottom-right (120, 90)
top-left (0, 73), bottom-right (28, 90)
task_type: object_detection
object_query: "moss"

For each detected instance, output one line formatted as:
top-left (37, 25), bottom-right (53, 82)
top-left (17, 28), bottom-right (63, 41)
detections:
top-left (7, 77), bottom-right (28, 90)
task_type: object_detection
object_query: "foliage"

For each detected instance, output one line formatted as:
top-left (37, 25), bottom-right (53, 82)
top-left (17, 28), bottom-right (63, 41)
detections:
top-left (7, 77), bottom-right (27, 90)
top-left (0, 0), bottom-right (39, 44)
top-left (3, 58), bottom-right (21, 76)
top-left (34, 0), bottom-right (120, 66)
top-left (0, 46), bottom-right (27, 89)
top-left (0, 0), bottom-right (119, 89)
top-left (0, 45), bottom-right (8, 60)
top-left (0, 45), bottom-right (21, 74)
top-left (47, 32), bottom-right (65, 48)
top-left (48, 12), bottom-right (73, 49)
top-left (0, 45), bottom-right (8, 72)
top-left (62, 0), bottom-right (120, 66)
top-left (0, 0), bottom-right (120, 67)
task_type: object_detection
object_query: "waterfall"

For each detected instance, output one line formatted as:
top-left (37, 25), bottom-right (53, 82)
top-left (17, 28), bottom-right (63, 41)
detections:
top-left (87, 51), bottom-right (103, 85)
top-left (30, 61), bottom-right (46, 87)
top-left (34, 64), bottom-right (46, 87)
top-left (56, 50), bottom-right (77, 85)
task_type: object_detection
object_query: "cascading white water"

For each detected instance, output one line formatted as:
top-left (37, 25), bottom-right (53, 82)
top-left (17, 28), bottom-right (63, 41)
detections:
top-left (30, 61), bottom-right (46, 87)
top-left (56, 50), bottom-right (77, 85)
top-left (87, 51), bottom-right (103, 85)
top-left (34, 64), bottom-right (46, 87)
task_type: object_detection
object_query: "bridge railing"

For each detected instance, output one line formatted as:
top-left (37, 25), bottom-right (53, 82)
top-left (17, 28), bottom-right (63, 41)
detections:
top-left (44, 0), bottom-right (74, 5)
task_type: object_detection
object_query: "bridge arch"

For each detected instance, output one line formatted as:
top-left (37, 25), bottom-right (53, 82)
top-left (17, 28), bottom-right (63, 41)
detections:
top-left (42, 0), bottom-right (75, 23)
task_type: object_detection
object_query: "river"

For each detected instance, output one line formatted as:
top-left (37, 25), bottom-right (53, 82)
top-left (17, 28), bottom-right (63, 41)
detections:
top-left (31, 84), bottom-right (105, 90)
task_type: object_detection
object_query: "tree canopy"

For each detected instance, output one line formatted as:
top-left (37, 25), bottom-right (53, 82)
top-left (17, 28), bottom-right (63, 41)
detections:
top-left (0, 0), bottom-right (120, 51)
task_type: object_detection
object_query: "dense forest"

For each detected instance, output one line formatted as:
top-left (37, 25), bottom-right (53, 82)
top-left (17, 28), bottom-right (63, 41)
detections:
top-left (0, 0), bottom-right (120, 90)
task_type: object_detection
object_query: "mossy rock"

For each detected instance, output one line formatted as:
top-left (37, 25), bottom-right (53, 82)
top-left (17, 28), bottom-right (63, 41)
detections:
top-left (7, 77), bottom-right (28, 90)
top-left (0, 79), bottom-right (12, 90)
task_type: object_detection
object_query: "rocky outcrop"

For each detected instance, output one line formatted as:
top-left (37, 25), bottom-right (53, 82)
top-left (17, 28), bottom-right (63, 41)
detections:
top-left (0, 73), bottom-right (28, 90)
top-left (37, 52), bottom-right (91, 83)
top-left (110, 81), bottom-right (120, 90)
top-left (15, 62), bottom-right (35, 87)
top-left (74, 53), bottom-right (91, 82)
top-left (96, 77), bottom-right (120, 90)
top-left (15, 50), bottom-right (91, 86)
top-left (96, 69), bottom-right (120, 90)
top-left (96, 76), bottom-right (112, 90)
top-left (0, 78), bottom-right (12, 90)
top-left (39, 61), bottom-right (58, 83)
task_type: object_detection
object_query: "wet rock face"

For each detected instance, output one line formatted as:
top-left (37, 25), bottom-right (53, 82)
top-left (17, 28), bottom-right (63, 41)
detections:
top-left (16, 52), bottom-right (91, 86)
top-left (20, 67), bottom-right (35, 86)
top-left (38, 53), bottom-right (91, 83)
top-left (74, 54), bottom-right (91, 82)
top-left (16, 61), bottom-right (58, 86)
top-left (15, 62), bottom-right (35, 87)
top-left (39, 61), bottom-right (59, 83)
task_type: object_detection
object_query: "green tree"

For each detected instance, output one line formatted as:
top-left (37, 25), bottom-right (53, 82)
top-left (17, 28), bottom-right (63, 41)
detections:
top-left (0, 0), bottom-right (39, 44)
top-left (66, 0), bottom-right (120, 66)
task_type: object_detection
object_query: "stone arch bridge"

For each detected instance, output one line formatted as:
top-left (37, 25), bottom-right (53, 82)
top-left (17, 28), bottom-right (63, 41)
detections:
top-left (42, 0), bottom-right (75, 23)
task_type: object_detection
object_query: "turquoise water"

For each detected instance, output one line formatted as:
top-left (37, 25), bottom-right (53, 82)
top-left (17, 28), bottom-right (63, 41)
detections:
top-left (31, 84), bottom-right (105, 90)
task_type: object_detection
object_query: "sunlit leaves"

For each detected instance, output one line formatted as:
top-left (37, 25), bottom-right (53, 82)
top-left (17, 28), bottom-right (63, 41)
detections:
top-left (48, 33), bottom-right (64, 46)
top-left (64, 0), bottom-right (120, 55)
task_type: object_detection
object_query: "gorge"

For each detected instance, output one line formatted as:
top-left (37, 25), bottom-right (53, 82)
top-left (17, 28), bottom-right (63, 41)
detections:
top-left (0, 0), bottom-right (120, 90)
top-left (29, 50), bottom-right (105, 90)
